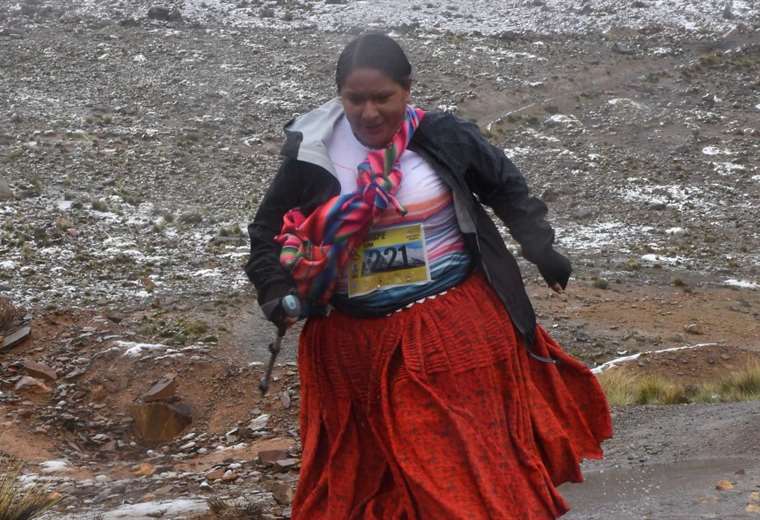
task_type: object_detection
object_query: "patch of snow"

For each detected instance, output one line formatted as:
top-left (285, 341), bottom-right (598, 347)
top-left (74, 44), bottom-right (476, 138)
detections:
top-left (724, 279), bottom-right (759, 289)
top-left (702, 146), bottom-right (732, 156)
top-left (218, 250), bottom-right (249, 259)
top-left (177, 0), bottom-right (759, 36)
top-left (608, 98), bottom-right (646, 110)
top-left (115, 341), bottom-right (168, 358)
top-left (751, 175), bottom-right (760, 182)
top-left (0, 260), bottom-right (17, 270)
top-left (504, 146), bottom-right (533, 157)
top-left (56, 200), bottom-right (73, 211)
top-left (665, 227), bottom-right (687, 235)
top-left (192, 268), bottom-right (223, 278)
top-left (90, 210), bottom-right (122, 222)
top-left (524, 128), bottom-right (561, 142)
top-left (40, 459), bottom-right (71, 474)
top-left (546, 114), bottom-right (582, 126)
top-left (592, 343), bottom-right (720, 373)
top-left (618, 183), bottom-right (711, 211)
top-left (556, 221), bottom-right (654, 252)
top-left (96, 498), bottom-right (208, 520)
top-left (641, 253), bottom-right (685, 265)
top-left (712, 162), bottom-right (745, 176)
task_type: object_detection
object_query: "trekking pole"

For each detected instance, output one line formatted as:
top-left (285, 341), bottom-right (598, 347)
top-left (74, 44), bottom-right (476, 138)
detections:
top-left (259, 294), bottom-right (301, 396)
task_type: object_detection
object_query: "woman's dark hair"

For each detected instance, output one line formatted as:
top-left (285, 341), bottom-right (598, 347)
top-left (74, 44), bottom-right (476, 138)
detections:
top-left (336, 33), bottom-right (413, 91)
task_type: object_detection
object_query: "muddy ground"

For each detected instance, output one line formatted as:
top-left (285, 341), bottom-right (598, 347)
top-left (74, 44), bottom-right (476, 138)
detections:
top-left (1, 1), bottom-right (759, 518)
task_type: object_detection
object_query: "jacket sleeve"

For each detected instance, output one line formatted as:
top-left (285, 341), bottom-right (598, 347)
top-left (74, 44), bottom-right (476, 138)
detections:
top-left (459, 120), bottom-right (572, 289)
top-left (245, 159), bottom-right (301, 310)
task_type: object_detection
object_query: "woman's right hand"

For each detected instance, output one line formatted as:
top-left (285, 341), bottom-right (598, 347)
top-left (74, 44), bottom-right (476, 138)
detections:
top-left (263, 293), bottom-right (302, 332)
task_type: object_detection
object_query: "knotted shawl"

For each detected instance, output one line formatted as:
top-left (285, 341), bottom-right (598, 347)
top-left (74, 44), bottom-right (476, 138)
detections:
top-left (276, 105), bottom-right (425, 304)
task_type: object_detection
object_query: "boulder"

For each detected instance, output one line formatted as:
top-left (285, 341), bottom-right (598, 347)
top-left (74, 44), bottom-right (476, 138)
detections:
top-left (130, 401), bottom-right (192, 445)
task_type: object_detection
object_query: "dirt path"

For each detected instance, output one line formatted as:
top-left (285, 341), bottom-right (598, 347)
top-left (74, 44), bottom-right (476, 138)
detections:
top-left (564, 401), bottom-right (760, 519)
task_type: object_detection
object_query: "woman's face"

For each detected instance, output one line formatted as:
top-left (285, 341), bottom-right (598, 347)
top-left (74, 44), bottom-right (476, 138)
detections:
top-left (339, 67), bottom-right (411, 149)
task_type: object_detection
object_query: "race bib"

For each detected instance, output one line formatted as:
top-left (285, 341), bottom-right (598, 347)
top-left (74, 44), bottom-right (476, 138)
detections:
top-left (348, 223), bottom-right (431, 298)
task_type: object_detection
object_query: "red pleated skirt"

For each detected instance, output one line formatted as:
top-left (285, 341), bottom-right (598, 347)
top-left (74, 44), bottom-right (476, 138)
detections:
top-left (293, 272), bottom-right (612, 520)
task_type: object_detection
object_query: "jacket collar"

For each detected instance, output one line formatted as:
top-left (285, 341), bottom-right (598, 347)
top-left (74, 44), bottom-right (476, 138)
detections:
top-left (281, 97), bottom-right (344, 176)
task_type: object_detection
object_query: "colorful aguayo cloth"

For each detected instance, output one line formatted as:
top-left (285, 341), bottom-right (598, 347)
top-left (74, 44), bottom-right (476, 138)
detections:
top-left (293, 273), bottom-right (612, 520)
top-left (276, 106), bottom-right (425, 305)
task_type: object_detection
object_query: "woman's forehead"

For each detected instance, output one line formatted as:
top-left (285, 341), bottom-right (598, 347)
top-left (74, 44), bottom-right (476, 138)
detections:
top-left (341, 68), bottom-right (408, 93)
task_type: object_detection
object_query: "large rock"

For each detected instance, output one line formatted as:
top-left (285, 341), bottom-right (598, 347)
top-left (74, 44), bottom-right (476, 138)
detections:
top-left (130, 401), bottom-right (192, 445)
top-left (141, 374), bottom-right (177, 402)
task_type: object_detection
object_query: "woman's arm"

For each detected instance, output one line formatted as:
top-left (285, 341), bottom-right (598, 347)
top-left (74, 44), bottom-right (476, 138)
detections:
top-left (459, 120), bottom-right (572, 289)
top-left (246, 159), bottom-right (302, 313)
top-left (245, 158), bottom-right (341, 316)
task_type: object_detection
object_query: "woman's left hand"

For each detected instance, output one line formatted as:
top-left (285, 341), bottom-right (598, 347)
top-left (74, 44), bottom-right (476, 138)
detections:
top-left (550, 282), bottom-right (564, 294)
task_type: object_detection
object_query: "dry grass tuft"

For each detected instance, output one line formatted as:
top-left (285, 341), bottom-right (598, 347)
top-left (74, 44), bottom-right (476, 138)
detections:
top-left (0, 297), bottom-right (20, 332)
top-left (0, 456), bottom-right (61, 520)
top-left (714, 360), bottom-right (760, 402)
top-left (598, 359), bottom-right (760, 407)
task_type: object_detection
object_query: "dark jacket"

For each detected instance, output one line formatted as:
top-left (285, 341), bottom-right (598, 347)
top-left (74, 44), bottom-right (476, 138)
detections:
top-left (245, 99), bottom-right (570, 346)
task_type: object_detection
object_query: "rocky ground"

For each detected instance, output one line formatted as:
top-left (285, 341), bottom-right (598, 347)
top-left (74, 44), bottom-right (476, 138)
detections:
top-left (1, 0), bottom-right (759, 518)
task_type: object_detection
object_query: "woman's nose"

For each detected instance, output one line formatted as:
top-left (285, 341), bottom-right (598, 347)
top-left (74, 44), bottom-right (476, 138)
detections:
top-left (361, 102), bottom-right (381, 122)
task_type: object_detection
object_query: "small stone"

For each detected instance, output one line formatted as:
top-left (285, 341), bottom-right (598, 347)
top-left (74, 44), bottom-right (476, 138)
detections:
top-left (15, 376), bottom-right (52, 395)
top-left (571, 208), bottom-right (594, 220)
top-left (206, 468), bottom-right (225, 481)
top-left (20, 360), bottom-right (57, 382)
top-left (274, 458), bottom-right (300, 471)
top-left (541, 188), bottom-right (559, 203)
top-left (716, 479), bottom-right (734, 491)
top-left (249, 414), bottom-right (270, 431)
top-left (133, 463), bottom-right (156, 477)
top-left (221, 470), bottom-right (238, 482)
top-left (684, 323), bottom-right (704, 335)
top-left (281, 391), bottom-right (291, 409)
top-left (147, 6), bottom-right (182, 21)
top-left (258, 449), bottom-right (289, 466)
top-left (270, 481), bottom-right (294, 505)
